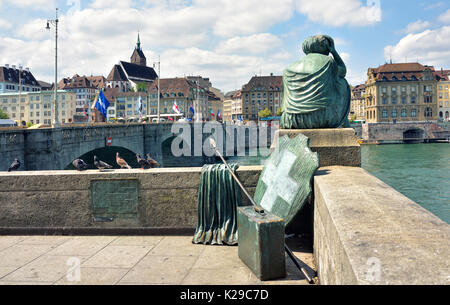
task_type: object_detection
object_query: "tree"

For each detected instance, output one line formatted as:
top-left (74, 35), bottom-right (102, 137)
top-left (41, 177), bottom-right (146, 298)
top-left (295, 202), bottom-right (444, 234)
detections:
top-left (258, 108), bottom-right (272, 118)
top-left (276, 107), bottom-right (283, 116)
top-left (0, 109), bottom-right (9, 119)
top-left (136, 82), bottom-right (148, 92)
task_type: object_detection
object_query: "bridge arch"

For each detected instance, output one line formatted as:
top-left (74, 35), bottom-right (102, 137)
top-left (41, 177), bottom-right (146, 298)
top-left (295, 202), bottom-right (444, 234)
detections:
top-left (65, 146), bottom-right (139, 170)
top-left (403, 128), bottom-right (424, 144)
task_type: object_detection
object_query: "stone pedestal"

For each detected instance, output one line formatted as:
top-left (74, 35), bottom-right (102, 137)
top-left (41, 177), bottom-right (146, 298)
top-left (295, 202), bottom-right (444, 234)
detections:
top-left (271, 128), bottom-right (361, 167)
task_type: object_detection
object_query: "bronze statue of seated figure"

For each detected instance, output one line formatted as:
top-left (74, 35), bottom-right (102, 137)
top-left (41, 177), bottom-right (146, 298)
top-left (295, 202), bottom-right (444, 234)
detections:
top-left (280, 35), bottom-right (351, 129)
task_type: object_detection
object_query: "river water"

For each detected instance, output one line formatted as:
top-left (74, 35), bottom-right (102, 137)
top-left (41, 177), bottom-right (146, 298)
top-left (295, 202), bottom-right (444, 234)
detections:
top-left (361, 144), bottom-right (450, 224)
top-left (224, 144), bottom-right (450, 223)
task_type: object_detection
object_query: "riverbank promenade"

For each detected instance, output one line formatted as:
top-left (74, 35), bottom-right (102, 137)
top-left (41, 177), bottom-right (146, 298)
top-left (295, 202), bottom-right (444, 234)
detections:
top-left (0, 235), bottom-right (314, 285)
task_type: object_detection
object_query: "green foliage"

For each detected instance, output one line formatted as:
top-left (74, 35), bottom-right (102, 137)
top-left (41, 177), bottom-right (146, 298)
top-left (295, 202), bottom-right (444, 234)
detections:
top-left (0, 109), bottom-right (9, 119)
top-left (26, 122), bottom-right (33, 128)
top-left (349, 114), bottom-right (357, 123)
top-left (276, 107), bottom-right (283, 116)
top-left (258, 108), bottom-right (272, 118)
top-left (136, 82), bottom-right (148, 92)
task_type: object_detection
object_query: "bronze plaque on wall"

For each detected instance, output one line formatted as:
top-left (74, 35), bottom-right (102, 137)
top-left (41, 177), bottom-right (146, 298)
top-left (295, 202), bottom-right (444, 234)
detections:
top-left (91, 179), bottom-right (139, 221)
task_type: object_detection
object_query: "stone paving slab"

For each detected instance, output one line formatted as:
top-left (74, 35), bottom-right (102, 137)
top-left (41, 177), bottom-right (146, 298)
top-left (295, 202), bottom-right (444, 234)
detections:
top-left (0, 235), bottom-right (315, 285)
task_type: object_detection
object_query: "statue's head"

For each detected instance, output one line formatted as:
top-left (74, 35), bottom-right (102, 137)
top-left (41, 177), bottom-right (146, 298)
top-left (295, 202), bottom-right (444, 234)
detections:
top-left (302, 35), bottom-right (333, 55)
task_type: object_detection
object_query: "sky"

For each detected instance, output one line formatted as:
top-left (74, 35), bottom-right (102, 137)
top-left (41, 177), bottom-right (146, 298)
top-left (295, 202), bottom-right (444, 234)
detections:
top-left (0, 0), bottom-right (449, 93)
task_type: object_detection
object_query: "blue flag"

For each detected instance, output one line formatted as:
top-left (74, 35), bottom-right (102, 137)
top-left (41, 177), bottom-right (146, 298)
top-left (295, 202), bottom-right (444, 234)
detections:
top-left (238, 115), bottom-right (243, 121)
top-left (189, 105), bottom-right (195, 115)
top-left (217, 109), bottom-right (220, 118)
top-left (95, 89), bottom-right (110, 118)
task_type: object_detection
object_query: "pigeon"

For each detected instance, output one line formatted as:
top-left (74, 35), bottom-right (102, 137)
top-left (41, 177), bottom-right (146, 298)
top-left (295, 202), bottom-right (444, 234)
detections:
top-left (146, 153), bottom-right (161, 168)
top-left (8, 158), bottom-right (20, 172)
top-left (116, 152), bottom-right (132, 169)
top-left (94, 155), bottom-right (113, 170)
top-left (136, 154), bottom-right (148, 169)
top-left (73, 159), bottom-right (89, 171)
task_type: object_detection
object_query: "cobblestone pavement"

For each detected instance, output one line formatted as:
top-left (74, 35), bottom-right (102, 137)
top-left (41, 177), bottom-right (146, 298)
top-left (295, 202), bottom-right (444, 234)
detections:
top-left (0, 235), bottom-right (315, 285)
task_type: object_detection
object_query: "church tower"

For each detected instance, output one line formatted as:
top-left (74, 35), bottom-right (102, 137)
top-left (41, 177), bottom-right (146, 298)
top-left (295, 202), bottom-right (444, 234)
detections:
top-left (131, 33), bottom-right (147, 67)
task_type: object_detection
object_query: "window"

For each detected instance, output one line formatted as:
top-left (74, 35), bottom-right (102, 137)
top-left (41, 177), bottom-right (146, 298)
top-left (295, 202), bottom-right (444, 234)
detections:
top-left (411, 86), bottom-right (416, 92)
top-left (411, 109), bottom-right (417, 117)
top-left (382, 109), bottom-right (388, 118)
top-left (392, 109), bottom-right (397, 118)
top-left (425, 96), bottom-right (433, 103)
top-left (401, 109), bottom-right (407, 117)
top-left (392, 97), bottom-right (397, 104)
top-left (411, 96), bottom-right (416, 104)
top-left (401, 97), bottom-right (406, 104)
top-left (424, 85), bottom-right (432, 92)
top-left (382, 97), bottom-right (387, 105)
top-left (401, 86), bottom-right (406, 93)
top-left (382, 87), bottom-right (387, 93)
top-left (425, 107), bottom-right (433, 117)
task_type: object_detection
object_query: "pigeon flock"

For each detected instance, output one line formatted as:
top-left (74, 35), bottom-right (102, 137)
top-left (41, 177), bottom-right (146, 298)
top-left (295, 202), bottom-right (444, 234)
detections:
top-left (5, 153), bottom-right (160, 172)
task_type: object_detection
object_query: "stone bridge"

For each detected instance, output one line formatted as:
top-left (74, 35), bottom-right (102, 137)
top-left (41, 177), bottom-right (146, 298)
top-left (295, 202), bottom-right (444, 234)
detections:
top-left (361, 122), bottom-right (450, 144)
top-left (0, 123), bottom-right (274, 171)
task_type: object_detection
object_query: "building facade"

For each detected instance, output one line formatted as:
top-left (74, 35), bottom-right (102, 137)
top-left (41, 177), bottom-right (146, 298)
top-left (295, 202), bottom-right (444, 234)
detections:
top-left (90, 88), bottom-right (149, 123)
top-left (436, 69), bottom-right (450, 121)
top-left (241, 75), bottom-right (282, 122)
top-left (0, 90), bottom-right (76, 125)
top-left (223, 91), bottom-right (236, 122)
top-left (148, 78), bottom-right (209, 122)
top-left (365, 63), bottom-right (438, 123)
top-left (350, 84), bottom-right (366, 121)
top-left (58, 75), bottom-right (98, 121)
top-left (0, 65), bottom-right (41, 94)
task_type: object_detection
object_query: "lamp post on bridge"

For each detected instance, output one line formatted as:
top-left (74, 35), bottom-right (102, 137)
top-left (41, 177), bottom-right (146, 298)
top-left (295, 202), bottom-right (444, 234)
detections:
top-left (153, 55), bottom-right (161, 123)
top-left (46, 8), bottom-right (59, 128)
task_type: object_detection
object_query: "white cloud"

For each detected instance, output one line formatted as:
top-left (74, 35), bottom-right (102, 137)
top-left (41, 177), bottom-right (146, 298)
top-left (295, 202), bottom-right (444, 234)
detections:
top-left (438, 9), bottom-right (450, 24)
top-left (216, 34), bottom-right (282, 55)
top-left (89, 0), bottom-right (132, 9)
top-left (0, 18), bottom-right (12, 29)
top-left (385, 26), bottom-right (450, 68)
top-left (211, 0), bottom-right (294, 37)
top-left (403, 20), bottom-right (432, 34)
top-left (7, 0), bottom-right (55, 10)
top-left (295, 0), bottom-right (382, 27)
top-left (161, 47), bottom-right (287, 91)
top-left (1, 0), bottom-right (385, 92)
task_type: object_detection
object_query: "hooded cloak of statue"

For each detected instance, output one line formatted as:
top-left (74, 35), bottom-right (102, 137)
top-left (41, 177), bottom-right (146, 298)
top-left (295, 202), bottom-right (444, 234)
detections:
top-left (280, 35), bottom-right (351, 129)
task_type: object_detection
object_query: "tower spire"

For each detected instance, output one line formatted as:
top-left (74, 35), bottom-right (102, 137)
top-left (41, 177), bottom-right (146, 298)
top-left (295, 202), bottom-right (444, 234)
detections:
top-left (137, 32), bottom-right (141, 50)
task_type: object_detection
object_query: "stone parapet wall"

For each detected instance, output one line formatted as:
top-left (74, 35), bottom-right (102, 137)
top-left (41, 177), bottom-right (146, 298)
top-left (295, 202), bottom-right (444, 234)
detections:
top-left (314, 166), bottom-right (450, 285)
top-left (0, 167), bottom-right (262, 230)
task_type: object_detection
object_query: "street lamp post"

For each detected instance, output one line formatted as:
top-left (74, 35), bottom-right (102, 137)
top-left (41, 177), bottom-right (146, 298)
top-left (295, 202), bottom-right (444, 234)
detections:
top-left (153, 56), bottom-right (161, 123)
top-left (46, 8), bottom-right (59, 128)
